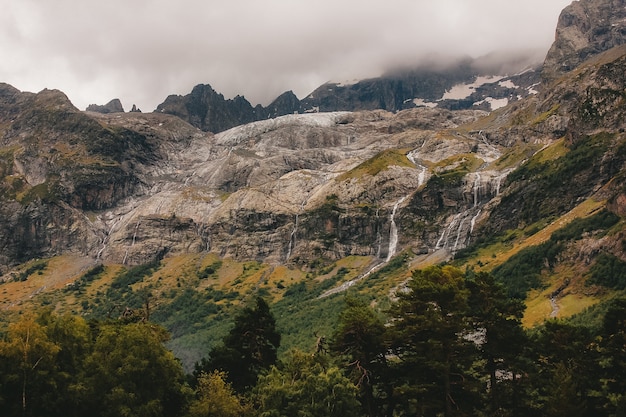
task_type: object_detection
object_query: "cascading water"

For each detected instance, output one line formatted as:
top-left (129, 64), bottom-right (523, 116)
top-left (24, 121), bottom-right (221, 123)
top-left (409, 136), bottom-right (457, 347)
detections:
top-left (417, 166), bottom-right (427, 188)
top-left (285, 214), bottom-right (298, 260)
top-left (319, 195), bottom-right (408, 298)
top-left (286, 200), bottom-right (306, 260)
top-left (96, 216), bottom-right (122, 260)
top-left (473, 173), bottom-right (481, 207)
top-left (436, 213), bottom-right (462, 249)
top-left (122, 220), bottom-right (141, 265)
top-left (435, 168), bottom-right (511, 252)
top-left (375, 208), bottom-right (382, 258)
top-left (470, 210), bottom-right (482, 234)
top-left (386, 196), bottom-right (407, 262)
top-left (453, 217), bottom-right (468, 250)
top-left (407, 148), bottom-right (429, 189)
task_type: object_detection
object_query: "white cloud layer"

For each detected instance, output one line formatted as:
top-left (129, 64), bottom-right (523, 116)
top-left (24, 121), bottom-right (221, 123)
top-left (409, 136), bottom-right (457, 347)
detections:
top-left (0, 0), bottom-right (572, 111)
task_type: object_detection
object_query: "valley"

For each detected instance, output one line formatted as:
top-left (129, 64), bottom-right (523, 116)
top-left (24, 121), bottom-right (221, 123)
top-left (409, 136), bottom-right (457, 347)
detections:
top-left (1, 0), bottom-right (626, 414)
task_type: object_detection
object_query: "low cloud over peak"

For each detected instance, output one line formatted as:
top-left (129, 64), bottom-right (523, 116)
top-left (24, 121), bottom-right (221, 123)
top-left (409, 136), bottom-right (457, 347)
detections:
top-left (0, 0), bottom-right (571, 111)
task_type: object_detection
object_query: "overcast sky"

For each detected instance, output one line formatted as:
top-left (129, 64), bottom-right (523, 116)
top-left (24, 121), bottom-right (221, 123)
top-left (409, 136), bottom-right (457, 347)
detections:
top-left (1, 0), bottom-right (572, 112)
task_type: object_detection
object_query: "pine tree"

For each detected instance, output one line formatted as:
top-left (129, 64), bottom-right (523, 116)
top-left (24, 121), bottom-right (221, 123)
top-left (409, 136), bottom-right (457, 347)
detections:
top-left (331, 296), bottom-right (388, 417)
top-left (387, 265), bottom-right (475, 417)
top-left (466, 271), bottom-right (526, 414)
top-left (197, 297), bottom-right (281, 392)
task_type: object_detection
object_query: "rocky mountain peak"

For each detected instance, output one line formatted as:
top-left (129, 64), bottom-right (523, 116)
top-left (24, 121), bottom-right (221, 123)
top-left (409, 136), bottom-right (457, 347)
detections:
top-left (542, 0), bottom-right (626, 82)
top-left (86, 98), bottom-right (125, 113)
top-left (156, 83), bottom-right (258, 133)
top-left (265, 90), bottom-right (301, 118)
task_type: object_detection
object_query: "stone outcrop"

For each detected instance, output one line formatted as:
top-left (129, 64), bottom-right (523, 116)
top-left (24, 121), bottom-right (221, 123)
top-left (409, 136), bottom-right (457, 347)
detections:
top-left (86, 98), bottom-right (125, 113)
top-left (542, 0), bottom-right (626, 82)
top-left (155, 84), bottom-right (260, 133)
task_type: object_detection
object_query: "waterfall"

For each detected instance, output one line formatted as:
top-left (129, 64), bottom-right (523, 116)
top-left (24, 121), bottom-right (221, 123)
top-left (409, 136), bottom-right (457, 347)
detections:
top-left (470, 209), bottom-right (482, 234)
top-left (131, 221), bottom-right (141, 246)
top-left (407, 150), bottom-right (418, 165)
top-left (122, 220), bottom-right (141, 265)
top-left (473, 173), bottom-right (481, 207)
top-left (386, 196), bottom-right (407, 262)
top-left (494, 171), bottom-right (510, 195)
top-left (285, 213), bottom-right (299, 260)
top-left (417, 166), bottom-right (427, 188)
top-left (453, 217), bottom-right (468, 250)
top-left (375, 208), bottom-right (382, 258)
top-left (318, 194), bottom-right (408, 298)
top-left (436, 213), bottom-right (461, 249)
top-left (96, 216), bottom-right (122, 260)
top-left (286, 200), bottom-right (307, 260)
top-left (407, 148), bottom-right (429, 189)
top-left (436, 209), bottom-right (481, 251)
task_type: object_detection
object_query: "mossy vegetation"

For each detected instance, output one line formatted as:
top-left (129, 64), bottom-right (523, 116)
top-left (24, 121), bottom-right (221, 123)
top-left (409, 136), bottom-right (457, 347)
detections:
top-left (490, 142), bottom-right (542, 170)
top-left (14, 260), bottom-right (48, 282)
top-left (587, 253), bottom-right (626, 290)
top-left (337, 149), bottom-right (413, 181)
top-left (17, 181), bottom-right (62, 205)
top-left (491, 209), bottom-right (620, 298)
top-left (531, 103), bottom-right (561, 125)
top-left (498, 132), bottom-right (623, 228)
top-left (428, 153), bottom-right (483, 186)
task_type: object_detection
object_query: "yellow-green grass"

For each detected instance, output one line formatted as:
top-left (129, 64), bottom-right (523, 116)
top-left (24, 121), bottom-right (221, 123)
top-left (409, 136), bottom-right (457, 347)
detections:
top-left (468, 197), bottom-right (606, 272)
top-left (0, 255), bottom-right (97, 311)
top-left (337, 149), bottom-right (414, 182)
top-left (531, 104), bottom-right (561, 126)
top-left (522, 276), bottom-right (603, 328)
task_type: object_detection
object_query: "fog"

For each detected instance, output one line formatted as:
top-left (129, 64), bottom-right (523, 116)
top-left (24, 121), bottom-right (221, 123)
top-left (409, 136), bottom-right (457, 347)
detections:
top-left (0, 0), bottom-right (572, 111)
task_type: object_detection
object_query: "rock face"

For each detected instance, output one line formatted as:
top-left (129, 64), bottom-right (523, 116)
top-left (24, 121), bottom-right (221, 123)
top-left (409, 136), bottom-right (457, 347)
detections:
top-left (2, 1), bottom-right (626, 276)
top-left (542, 0), bottom-right (626, 82)
top-left (86, 98), bottom-right (125, 113)
top-left (265, 90), bottom-right (301, 118)
top-left (0, 87), bottom-right (201, 271)
top-left (156, 84), bottom-right (261, 133)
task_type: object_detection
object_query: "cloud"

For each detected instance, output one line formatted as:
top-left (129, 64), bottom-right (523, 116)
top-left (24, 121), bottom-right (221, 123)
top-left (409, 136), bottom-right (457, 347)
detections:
top-left (0, 0), bottom-right (572, 111)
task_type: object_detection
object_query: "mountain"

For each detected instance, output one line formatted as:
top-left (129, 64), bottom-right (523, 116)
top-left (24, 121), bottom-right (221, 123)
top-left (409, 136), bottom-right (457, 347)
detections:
top-left (542, 0), bottom-right (626, 82)
top-left (154, 54), bottom-right (542, 133)
top-left (1, 0), bottom-right (626, 372)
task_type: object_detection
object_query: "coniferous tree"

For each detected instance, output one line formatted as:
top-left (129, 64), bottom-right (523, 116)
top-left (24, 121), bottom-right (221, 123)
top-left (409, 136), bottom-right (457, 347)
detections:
top-left (466, 271), bottom-right (527, 415)
top-left (197, 297), bottom-right (281, 393)
top-left (597, 298), bottom-right (626, 416)
top-left (528, 320), bottom-right (597, 416)
top-left (332, 295), bottom-right (388, 417)
top-left (387, 265), bottom-right (477, 417)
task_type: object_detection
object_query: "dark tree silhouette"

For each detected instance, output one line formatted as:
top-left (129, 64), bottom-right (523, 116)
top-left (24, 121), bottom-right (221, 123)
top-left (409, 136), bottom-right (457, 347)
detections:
top-left (196, 297), bottom-right (281, 392)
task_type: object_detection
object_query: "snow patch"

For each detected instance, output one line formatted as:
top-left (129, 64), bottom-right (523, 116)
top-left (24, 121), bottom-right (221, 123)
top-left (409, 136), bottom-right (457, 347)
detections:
top-left (527, 83), bottom-right (540, 95)
top-left (473, 97), bottom-right (509, 111)
top-left (413, 98), bottom-right (438, 108)
top-left (498, 80), bottom-right (518, 89)
top-left (441, 75), bottom-right (504, 100)
top-left (335, 79), bottom-right (361, 87)
top-left (486, 97), bottom-right (509, 110)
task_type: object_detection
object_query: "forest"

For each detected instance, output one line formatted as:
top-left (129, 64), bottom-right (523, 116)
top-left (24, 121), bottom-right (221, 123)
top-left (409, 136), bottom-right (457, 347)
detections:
top-left (1, 265), bottom-right (625, 417)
